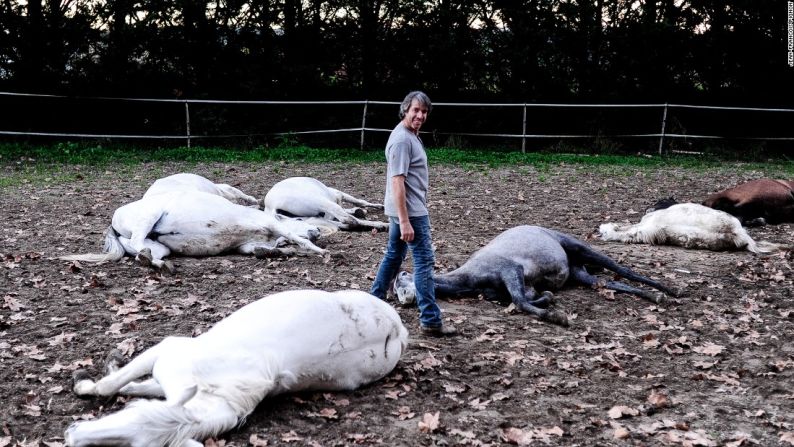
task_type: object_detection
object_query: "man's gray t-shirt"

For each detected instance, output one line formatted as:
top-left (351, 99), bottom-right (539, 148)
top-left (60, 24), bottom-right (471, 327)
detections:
top-left (384, 123), bottom-right (429, 217)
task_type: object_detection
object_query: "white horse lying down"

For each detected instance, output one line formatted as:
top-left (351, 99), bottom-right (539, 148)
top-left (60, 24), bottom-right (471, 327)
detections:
top-left (264, 177), bottom-right (389, 231)
top-left (599, 203), bottom-right (787, 253)
top-left (59, 190), bottom-right (329, 272)
top-left (65, 289), bottom-right (408, 447)
top-left (143, 173), bottom-right (261, 208)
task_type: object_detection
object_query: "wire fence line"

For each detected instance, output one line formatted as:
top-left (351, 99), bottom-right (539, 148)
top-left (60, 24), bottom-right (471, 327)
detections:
top-left (2, 91), bottom-right (793, 154)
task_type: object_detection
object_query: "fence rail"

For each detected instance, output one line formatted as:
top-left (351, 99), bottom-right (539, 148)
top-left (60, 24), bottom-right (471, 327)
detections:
top-left (2, 91), bottom-right (793, 154)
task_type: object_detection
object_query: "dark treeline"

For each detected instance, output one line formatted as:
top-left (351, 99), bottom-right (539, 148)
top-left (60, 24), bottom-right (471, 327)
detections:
top-left (0, 1), bottom-right (790, 105)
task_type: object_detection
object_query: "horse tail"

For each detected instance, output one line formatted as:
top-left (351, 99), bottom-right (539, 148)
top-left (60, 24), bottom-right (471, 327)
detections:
top-left (745, 239), bottom-right (788, 254)
top-left (729, 225), bottom-right (787, 254)
top-left (551, 229), bottom-right (679, 297)
top-left (59, 225), bottom-right (126, 263)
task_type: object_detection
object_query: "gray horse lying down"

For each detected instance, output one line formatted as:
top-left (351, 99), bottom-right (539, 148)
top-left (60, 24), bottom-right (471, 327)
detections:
top-left (394, 225), bottom-right (678, 327)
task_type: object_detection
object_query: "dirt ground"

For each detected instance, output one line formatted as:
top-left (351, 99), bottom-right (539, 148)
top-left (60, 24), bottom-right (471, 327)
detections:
top-left (1, 161), bottom-right (793, 447)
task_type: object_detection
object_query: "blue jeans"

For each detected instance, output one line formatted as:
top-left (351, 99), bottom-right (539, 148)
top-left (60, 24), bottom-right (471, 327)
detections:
top-left (370, 215), bottom-right (443, 328)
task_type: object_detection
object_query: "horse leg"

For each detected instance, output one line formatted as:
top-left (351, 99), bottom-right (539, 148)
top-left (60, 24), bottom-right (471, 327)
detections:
top-left (118, 237), bottom-right (170, 263)
top-left (500, 266), bottom-right (568, 326)
top-left (526, 289), bottom-right (555, 308)
top-left (73, 337), bottom-right (189, 397)
top-left (239, 241), bottom-right (300, 258)
top-left (97, 351), bottom-right (167, 398)
top-left (297, 199), bottom-right (358, 227)
top-left (118, 236), bottom-right (174, 273)
top-left (350, 217), bottom-right (389, 231)
top-left (268, 222), bottom-right (328, 255)
top-left (215, 183), bottom-right (260, 207)
top-left (329, 187), bottom-right (383, 209)
top-left (315, 200), bottom-right (388, 231)
top-left (569, 265), bottom-right (664, 304)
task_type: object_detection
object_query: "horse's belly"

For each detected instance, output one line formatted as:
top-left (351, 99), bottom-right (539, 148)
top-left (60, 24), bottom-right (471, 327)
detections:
top-left (276, 200), bottom-right (327, 217)
top-left (154, 222), bottom-right (274, 255)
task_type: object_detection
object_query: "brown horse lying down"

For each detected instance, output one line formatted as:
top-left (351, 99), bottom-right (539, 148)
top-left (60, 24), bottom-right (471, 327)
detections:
top-left (702, 179), bottom-right (794, 226)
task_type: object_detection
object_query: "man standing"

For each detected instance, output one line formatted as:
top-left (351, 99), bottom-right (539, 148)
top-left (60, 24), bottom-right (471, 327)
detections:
top-left (370, 91), bottom-right (457, 336)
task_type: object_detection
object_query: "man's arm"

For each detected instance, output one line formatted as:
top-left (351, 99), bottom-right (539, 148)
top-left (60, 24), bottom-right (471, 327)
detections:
top-left (391, 175), bottom-right (414, 242)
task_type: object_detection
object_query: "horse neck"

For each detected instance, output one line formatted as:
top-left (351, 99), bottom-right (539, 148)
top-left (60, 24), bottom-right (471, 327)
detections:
top-left (435, 269), bottom-right (475, 296)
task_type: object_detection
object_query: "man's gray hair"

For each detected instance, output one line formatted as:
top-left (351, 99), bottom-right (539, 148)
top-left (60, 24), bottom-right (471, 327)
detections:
top-left (399, 91), bottom-right (432, 119)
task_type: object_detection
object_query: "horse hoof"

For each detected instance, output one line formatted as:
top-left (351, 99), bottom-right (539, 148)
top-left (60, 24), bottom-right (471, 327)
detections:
top-left (543, 311), bottom-right (569, 327)
top-left (136, 248), bottom-right (153, 267)
top-left (352, 208), bottom-right (367, 218)
top-left (72, 369), bottom-right (94, 396)
top-left (254, 247), bottom-right (279, 259)
top-left (161, 260), bottom-right (176, 275)
top-left (104, 349), bottom-right (125, 374)
top-left (72, 369), bottom-right (92, 384)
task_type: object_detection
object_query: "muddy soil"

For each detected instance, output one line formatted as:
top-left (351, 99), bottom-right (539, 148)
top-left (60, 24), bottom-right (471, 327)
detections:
top-left (1, 161), bottom-right (793, 446)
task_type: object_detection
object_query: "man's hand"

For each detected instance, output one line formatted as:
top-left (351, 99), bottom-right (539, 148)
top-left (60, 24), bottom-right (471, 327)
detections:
top-left (391, 175), bottom-right (414, 242)
top-left (399, 220), bottom-right (414, 242)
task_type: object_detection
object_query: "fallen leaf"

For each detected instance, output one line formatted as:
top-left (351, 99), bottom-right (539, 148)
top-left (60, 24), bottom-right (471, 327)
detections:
top-left (468, 398), bottom-right (490, 410)
top-left (393, 405), bottom-right (415, 421)
top-left (248, 434), bottom-right (268, 446)
top-left (313, 408), bottom-right (338, 419)
top-left (3, 295), bottom-right (24, 311)
top-left (443, 383), bottom-right (466, 393)
top-left (647, 391), bottom-right (670, 408)
top-left (693, 342), bottom-right (724, 357)
top-left (693, 360), bottom-right (717, 369)
top-left (280, 431), bottom-right (303, 442)
top-left (780, 432), bottom-right (794, 445)
top-left (608, 405), bottom-right (640, 419)
top-left (664, 429), bottom-right (716, 446)
top-left (502, 427), bottom-right (530, 445)
top-left (384, 390), bottom-right (401, 400)
top-left (47, 332), bottom-right (77, 347)
top-left (418, 411), bottom-right (440, 433)
top-left (116, 338), bottom-right (137, 356)
top-left (23, 404), bottom-right (42, 417)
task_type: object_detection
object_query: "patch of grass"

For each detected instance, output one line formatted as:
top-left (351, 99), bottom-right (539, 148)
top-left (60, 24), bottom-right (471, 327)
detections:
top-left (1, 142), bottom-right (793, 188)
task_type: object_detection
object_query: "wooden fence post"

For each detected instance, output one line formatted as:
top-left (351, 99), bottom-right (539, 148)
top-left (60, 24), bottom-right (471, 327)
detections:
top-left (184, 101), bottom-right (191, 148)
top-left (657, 102), bottom-right (668, 155)
top-left (360, 100), bottom-right (368, 150)
top-left (522, 103), bottom-right (527, 153)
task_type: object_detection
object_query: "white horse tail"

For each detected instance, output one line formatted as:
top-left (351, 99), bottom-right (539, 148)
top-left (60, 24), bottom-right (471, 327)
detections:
top-left (59, 225), bottom-right (126, 263)
top-left (65, 395), bottom-right (234, 447)
top-left (745, 239), bottom-right (787, 254)
top-left (731, 225), bottom-right (785, 254)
